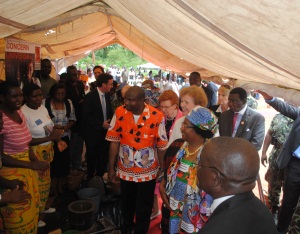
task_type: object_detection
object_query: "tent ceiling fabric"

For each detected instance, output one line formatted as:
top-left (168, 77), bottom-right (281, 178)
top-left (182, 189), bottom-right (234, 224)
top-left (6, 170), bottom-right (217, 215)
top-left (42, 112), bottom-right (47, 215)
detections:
top-left (106, 0), bottom-right (300, 89)
top-left (0, 0), bottom-right (93, 37)
top-left (0, 0), bottom-right (300, 91)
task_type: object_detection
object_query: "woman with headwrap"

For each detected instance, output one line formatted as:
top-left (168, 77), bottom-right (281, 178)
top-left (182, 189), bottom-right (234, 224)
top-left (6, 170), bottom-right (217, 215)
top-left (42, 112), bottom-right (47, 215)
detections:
top-left (159, 86), bottom-right (208, 228)
top-left (160, 106), bottom-right (218, 234)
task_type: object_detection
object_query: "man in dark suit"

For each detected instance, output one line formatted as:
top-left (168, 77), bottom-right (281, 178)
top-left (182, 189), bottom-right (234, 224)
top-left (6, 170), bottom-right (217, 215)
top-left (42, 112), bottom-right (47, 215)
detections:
top-left (189, 72), bottom-right (216, 108)
top-left (197, 137), bottom-right (277, 234)
top-left (258, 90), bottom-right (300, 234)
top-left (82, 73), bottom-right (113, 179)
top-left (219, 87), bottom-right (265, 150)
top-left (65, 65), bottom-right (85, 171)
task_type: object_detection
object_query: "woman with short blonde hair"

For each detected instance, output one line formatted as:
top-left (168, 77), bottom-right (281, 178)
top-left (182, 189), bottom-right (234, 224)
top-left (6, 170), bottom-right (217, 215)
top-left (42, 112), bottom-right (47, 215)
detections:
top-left (167, 86), bottom-right (208, 146)
top-left (179, 86), bottom-right (208, 109)
top-left (210, 84), bottom-right (231, 118)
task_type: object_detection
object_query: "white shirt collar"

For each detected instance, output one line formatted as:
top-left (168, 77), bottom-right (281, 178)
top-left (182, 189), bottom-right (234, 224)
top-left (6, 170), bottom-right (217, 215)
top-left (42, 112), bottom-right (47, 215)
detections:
top-left (97, 87), bottom-right (105, 96)
top-left (235, 104), bottom-right (247, 115)
top-left (216, 105), bottom-right (222, 113)
top-left (210, 195), bottom-right (234, 214)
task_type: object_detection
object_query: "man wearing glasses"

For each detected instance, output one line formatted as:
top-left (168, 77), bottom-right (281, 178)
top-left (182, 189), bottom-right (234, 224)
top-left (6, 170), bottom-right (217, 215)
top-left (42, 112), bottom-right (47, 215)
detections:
top-left (197, 137), bottom-right (276, 234)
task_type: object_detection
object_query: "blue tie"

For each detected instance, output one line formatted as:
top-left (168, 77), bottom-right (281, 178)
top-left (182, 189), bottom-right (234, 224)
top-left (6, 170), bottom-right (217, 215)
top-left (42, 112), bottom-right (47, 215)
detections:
top-left (101, 94), bottom-right (107, 121)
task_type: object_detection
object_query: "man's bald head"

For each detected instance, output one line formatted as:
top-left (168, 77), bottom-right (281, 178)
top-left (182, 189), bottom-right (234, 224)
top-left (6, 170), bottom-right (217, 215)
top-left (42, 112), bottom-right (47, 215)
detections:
top-left (124, 86), bottom-right (145, 115)
top-left (126, 86), bottom-right (145, 99)
top-left (197, 136), bottom-right (259, 198)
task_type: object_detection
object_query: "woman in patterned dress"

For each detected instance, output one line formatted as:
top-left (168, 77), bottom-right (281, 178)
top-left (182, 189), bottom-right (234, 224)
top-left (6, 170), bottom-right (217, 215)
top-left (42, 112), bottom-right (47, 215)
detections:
top-left (160, 106), bottom-right (218, 234)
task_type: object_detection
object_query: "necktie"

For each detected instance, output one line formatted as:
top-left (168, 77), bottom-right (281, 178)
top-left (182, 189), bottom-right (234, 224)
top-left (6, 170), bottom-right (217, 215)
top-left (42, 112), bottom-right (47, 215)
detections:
top-left (101, 94), bottom-right (107, 121)
top-left (232, 113), bottom-right (239, 133)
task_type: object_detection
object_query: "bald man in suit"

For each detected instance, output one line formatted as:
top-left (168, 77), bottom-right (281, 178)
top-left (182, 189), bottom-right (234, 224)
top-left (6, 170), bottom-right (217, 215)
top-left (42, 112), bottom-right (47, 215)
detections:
top-left (197, 137), bottom-right (276, 234)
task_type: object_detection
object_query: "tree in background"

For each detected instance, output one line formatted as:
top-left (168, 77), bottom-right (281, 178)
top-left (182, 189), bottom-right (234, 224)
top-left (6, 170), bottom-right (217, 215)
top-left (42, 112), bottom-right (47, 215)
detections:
top-left (78, 44), bottom-right (146, 71)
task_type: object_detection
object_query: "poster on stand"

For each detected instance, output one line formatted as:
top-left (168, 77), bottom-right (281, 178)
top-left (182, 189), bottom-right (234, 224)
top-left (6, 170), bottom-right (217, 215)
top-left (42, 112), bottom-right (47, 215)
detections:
top-left (5, 38), bottom-right (41, 85)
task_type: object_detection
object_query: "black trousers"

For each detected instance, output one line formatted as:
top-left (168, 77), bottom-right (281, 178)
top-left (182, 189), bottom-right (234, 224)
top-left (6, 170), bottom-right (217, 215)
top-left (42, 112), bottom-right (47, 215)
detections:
top-left (161, 204), bottom-right (170, 234)
top-left (51, 135), bottom-right (70, 178)
top-left (120, 179), bottom-right (156, 234)
top-left (277, 178), bottom-right (300, 233)
top-left (85, 139), bottom-right (109, 179)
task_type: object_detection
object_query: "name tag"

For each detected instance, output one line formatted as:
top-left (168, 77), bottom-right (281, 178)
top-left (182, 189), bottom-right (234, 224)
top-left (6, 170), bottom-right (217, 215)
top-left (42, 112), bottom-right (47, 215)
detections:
top-left (178, 162), bottom-right (190, 172)
top-left (35, 119), bottom-right (42, 125)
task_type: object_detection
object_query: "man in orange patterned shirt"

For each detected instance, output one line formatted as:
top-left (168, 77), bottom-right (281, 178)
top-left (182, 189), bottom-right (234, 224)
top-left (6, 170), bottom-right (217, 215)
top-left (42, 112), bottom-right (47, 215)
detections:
top-left (107, 86), bottom-right (168, 234)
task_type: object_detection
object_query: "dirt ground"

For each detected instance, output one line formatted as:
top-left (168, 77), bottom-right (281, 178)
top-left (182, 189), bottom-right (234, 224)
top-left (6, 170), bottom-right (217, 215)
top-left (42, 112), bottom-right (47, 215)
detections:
top-left (253, 99), bottom-right (279, 201)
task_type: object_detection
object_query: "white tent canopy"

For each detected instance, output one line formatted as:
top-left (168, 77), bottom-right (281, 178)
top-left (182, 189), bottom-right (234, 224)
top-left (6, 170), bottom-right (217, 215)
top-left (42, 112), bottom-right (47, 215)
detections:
top-left (1, 0), bottom-right (300, 102)
top-left (138, 63), bottom-right (160, 70)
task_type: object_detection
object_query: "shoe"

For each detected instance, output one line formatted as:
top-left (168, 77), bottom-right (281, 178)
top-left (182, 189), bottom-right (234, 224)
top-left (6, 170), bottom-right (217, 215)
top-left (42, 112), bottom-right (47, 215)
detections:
top-left (38, 220), bottom-right (46, 228)
top-left (41, 207), bottom-right (56, 214)
top-left (150, 210), bottom-right (161, 220)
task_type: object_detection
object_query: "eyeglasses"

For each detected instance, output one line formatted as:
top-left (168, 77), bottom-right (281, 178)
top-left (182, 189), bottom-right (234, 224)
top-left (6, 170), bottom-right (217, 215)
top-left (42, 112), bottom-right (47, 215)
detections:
top-left (160, 104), bottom-right (175, 110)
top-left (198, 164), bottom-right (226, 178)
top-left (181, 122), bottom-right (194, 129)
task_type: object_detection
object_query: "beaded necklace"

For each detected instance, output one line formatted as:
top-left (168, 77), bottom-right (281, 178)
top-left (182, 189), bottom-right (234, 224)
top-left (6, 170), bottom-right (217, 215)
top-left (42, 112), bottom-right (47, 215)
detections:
top-left (185, 144), bottom-right (203, 158)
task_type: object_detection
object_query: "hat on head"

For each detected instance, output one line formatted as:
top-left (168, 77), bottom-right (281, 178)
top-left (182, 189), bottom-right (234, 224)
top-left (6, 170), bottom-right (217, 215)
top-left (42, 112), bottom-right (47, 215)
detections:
top-left (186, 106), bottom-right (218, 137)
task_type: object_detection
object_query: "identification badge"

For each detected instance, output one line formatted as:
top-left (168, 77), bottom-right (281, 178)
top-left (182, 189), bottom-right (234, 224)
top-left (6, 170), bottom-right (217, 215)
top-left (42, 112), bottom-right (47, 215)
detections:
top-left (178, 162), bottom-right (190, 172)
top-left (35, 119), bottom-right (42, 125)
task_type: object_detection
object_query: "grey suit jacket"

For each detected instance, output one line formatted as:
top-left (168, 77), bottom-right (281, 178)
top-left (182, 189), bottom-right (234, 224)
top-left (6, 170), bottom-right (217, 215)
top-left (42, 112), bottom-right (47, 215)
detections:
top-left (267, 98), bottom-right (300, 169)
top-left (219, 107), bottom-right (265, 150)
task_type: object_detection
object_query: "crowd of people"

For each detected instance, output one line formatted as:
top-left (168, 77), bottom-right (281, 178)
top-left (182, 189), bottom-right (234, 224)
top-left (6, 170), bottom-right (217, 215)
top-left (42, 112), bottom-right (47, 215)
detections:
top-left (0, 58), bottom-right (297, 233)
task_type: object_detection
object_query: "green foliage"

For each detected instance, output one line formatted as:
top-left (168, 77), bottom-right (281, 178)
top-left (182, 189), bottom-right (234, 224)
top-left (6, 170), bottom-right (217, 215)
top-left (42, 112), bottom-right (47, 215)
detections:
top-left (78, 44), bottom-right (146, 71)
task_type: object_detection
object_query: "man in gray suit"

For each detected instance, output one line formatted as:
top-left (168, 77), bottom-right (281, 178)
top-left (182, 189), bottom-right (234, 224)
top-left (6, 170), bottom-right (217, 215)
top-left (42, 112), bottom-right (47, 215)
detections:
top-left (219, 87), bottom-right (265, 150)
top-left (258, 90), bottom-right (300, 234)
